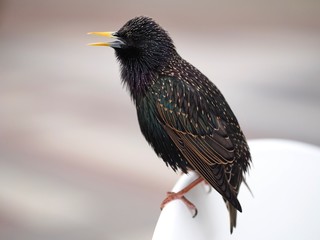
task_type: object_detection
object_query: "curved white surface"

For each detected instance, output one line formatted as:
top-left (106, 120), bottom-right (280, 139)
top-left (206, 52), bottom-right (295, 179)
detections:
top-left (152, 139), bottom-right (320, 240)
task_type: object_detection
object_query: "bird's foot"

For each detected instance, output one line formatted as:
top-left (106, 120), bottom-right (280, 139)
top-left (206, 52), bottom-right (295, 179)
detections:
top-left (160, 191), bottom-right (198, 217)
top-left (160, 177), bottom-right (204, 217)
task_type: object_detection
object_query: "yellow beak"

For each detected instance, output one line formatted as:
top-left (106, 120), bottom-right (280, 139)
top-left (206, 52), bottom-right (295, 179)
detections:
top-left (87, 42), bottom-right (111, 47)
top-left (88, 32), bottom-right (115, 38)
top-left (87, 31), bottom-right (123, 47)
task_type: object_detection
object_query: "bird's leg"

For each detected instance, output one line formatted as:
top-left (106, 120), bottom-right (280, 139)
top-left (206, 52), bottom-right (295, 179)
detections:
top-left (160, 177), bottom-right (204, 217)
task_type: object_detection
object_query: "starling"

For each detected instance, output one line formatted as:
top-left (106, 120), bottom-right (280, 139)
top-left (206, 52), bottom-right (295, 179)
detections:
top-left (88, 16), bottom-right (251, 233)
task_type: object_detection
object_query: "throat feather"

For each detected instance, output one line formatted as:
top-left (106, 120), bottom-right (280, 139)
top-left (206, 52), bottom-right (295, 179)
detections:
top-left (120, 60), bottom-right (156, 102)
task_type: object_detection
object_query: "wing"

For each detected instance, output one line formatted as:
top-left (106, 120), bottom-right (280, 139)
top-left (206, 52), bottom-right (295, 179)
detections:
top-left (153, 76), bottom-right (242, 211)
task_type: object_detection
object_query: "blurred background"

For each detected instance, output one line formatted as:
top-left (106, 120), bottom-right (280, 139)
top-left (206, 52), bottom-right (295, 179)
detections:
top-left (0, 0), bottom-right (319, 239)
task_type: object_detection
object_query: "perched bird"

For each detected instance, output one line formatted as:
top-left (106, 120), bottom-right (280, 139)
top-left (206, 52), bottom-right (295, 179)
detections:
top-left (88, 16), bottom-right (251, 233)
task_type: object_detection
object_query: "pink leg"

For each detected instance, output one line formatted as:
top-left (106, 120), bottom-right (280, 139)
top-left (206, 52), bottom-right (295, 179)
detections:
top-left (160, 177), bottom-right (204, 217)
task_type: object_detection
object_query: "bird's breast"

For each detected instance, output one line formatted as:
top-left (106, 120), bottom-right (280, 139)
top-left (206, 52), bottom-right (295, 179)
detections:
top-left (136, 93), bottom-right (190, 172)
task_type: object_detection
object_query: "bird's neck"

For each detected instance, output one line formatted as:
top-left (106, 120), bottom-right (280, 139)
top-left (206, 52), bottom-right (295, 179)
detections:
top-left (118, 52), bottom-right (176, 103)
top-left (115, 46), bottom-right (179, 102)
top-left (120, 61), bottom-right (157, 103)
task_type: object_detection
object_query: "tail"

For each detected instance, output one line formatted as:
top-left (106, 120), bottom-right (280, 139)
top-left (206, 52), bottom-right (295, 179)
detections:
top-left (226, 176), bottom-right (252, 233)
top-left (222, 186), bottom-right (242, 233)
top-left (226, 201), bottom-right (238, 233)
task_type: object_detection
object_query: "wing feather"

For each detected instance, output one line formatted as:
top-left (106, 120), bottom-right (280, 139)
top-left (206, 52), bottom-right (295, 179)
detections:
top-left (154, 80), bottom-right (242, 210)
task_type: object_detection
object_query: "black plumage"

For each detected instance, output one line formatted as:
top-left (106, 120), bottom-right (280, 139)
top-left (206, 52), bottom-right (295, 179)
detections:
top-left (89, 16), bottom-right (251, 233)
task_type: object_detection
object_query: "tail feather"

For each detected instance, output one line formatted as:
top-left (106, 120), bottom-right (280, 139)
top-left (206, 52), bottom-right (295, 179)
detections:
top-left (226, 201), bottom-right (237, 233)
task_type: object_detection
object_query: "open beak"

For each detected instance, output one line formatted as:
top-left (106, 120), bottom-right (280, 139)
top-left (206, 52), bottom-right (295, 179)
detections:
top-left (87, 32), bottom-right (124, 48)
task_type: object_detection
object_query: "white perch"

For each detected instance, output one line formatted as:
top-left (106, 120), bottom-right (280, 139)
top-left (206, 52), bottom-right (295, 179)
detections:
top-left (152, 139), bottom-right (320, 240)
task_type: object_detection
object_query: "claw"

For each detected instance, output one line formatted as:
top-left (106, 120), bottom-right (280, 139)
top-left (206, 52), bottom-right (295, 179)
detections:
top-left (160, 177), bottom-right (204, 217)
top-left (161, 191), bottom-right (198, 217)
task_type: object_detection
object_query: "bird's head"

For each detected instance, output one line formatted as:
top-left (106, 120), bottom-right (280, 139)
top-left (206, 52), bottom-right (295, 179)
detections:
top-left (88, 16), bottom-right (176, 70)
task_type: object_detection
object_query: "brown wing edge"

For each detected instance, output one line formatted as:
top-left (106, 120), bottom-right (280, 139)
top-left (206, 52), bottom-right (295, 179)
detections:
top-left (163, 124), bottom-right (242, 212)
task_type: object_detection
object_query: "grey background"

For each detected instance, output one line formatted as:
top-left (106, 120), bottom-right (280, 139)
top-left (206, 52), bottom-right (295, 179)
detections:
top-left (1, 0), bottom-right (319, 239)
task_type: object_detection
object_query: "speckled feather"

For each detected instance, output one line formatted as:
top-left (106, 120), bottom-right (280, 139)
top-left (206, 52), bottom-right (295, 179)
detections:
top-left (110, 16), bottom-right (251, 232)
